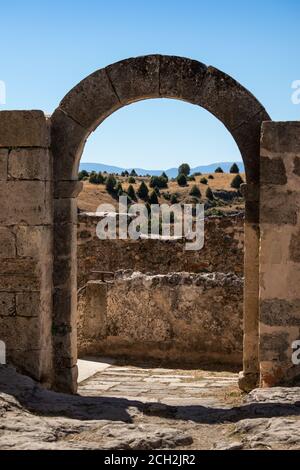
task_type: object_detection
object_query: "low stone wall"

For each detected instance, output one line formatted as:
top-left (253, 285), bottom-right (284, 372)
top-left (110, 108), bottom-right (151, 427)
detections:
top-left (78, 271), bottom-right (244, 366)
top-left (77, 213), bottom-right (244, 287)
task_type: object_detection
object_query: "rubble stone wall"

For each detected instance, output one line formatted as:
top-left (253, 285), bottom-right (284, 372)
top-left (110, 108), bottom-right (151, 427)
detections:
top-left (77, 271), bottom-right (244, 366)
top-left (77, 213), bottom-right (245, 287)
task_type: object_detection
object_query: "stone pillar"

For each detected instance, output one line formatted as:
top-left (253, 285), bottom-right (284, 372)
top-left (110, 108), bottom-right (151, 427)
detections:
top-left (0, 111), bottom-right (53, 385)
top-left (259, 121), bottom-right (300, 386)
top-left (77, 281), bottom-right (107, 355)
top-left (53, 182), bottom-right (82, 393)
top-left (239, 184), bottom-right (260, 391)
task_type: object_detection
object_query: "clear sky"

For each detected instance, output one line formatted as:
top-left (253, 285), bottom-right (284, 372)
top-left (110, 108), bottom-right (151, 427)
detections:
top-left (1, 0), bottom-right (299, 170)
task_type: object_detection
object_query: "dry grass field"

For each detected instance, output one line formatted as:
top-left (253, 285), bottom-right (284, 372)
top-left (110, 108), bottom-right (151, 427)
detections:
top-left (78, 173), bottom-right (246, 213)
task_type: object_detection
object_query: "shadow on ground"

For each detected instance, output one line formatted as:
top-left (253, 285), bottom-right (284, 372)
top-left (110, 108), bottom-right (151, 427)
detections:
top-left (1, 365), bottom-right (300, 425)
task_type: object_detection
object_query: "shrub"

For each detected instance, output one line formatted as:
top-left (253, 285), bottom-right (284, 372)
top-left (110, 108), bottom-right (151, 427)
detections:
top-left (115, 182), bottom-right (123, 196)
top-left (162, 191), bottom-right (171, 200)
top-left (206, 186), bottom-right (214, 200)
top-left (193, 172), bottom-right (202, 176)
top-left (177, 173), bottom-right (187, 186)
top-left (188, 175), bottom-right (196, 181)
top-left (154, 186), bottom-right (161, 196)
top-left (128, 176), bottom-right (136, 184)
top-left (170, 193), bottom-right (178, 204)
top-left (189, 185), bottom-right (201, 198)
top-left (208, 174), bottom-right (214, 179)
top-left (200, 177), bottom-right (208, 185)
top-left (230, 163), bottom-right (240, 174)
top-left (148, 190), bottom-right (159, 205)
top-left (105, 174), bottom-right (117, 193)
top-left (231, 174), bottom-right (244, 189)
top-left (161, 171), bottom-right (169, 182)
top-left (127, 184), bottom-right (137, 201)
top-left (97, 172), bottom-right (105, 184)
top-left (150, 175), bottom-right (168, 189)
top-left (137, 181), bottom-right (149, 200)
top-left (215, 167), bottom-right (224, 173)
top-left (89, 172), bottom-right (100, 184)
top-left (178, 163), bottom-right (190, 176)
top-left (78, 170), bottom-right (89, 180)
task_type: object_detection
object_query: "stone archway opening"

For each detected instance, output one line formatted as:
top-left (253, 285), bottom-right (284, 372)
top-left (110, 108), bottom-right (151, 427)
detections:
top-left (51, 55), bottom-right (270, 393)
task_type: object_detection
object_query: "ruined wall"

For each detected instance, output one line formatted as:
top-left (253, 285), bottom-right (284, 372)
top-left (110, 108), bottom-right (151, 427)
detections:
top-left (77, 213), bottom-right (244, 286)
top-left (260, 121), bottom-right (300, 386)
top-left (0, 111), bottom-right (53, 384)
top-left (78, 271), bottom-right (244, 366)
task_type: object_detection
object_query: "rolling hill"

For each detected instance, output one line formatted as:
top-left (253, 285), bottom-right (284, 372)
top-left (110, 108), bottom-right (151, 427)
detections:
top-left (79, 161), bottom-right (245, 177)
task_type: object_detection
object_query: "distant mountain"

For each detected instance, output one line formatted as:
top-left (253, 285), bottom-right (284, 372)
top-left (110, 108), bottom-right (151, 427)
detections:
top-left (79, 161), bottom-right (245, 177)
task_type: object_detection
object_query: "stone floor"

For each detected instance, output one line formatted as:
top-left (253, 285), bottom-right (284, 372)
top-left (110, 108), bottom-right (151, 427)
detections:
top-left (1, 359), bottom-right (300, 450)
top-left (78, 358), bottom-right (240, 407)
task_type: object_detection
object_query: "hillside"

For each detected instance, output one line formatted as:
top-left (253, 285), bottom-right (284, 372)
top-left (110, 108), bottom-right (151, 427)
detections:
top-left (78, 172), bottom-right (245, 214)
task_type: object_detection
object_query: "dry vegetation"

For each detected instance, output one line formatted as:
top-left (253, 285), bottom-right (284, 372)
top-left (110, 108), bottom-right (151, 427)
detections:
top-left (78, 172), bottom-right (246, 214)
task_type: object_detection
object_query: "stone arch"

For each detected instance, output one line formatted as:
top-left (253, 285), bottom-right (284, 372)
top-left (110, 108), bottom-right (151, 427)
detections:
top-left (51, 55), bottom-right (270, 393)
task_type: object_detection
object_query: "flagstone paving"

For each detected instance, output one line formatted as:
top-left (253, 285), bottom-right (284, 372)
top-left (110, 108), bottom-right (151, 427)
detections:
top-left (1, 359), bottom-right (300, 450)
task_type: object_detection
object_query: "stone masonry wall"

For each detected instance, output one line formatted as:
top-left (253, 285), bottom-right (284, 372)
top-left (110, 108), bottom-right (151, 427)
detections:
top-left (77, 271), bottom-right (244, 366)
top-left (0, 111), bottom-right (53, 384)
top-left (77, 213), bottom-right (244, 287)
top-left (260, 121), bottom-right (300, 386)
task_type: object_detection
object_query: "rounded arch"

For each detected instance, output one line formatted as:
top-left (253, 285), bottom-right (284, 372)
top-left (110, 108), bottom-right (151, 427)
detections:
top-left (50, 55), bottom-right (270, 393)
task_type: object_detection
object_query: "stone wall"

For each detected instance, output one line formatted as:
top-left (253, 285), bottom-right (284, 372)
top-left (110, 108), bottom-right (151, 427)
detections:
top-left (77, 213), bottom-right (244, 287)
top-left (77, 271), bottom-right (244, 366)
top-left (0, 111), bottom-right (53, 384)
top-left (260, 121), bottom-right (300, 386)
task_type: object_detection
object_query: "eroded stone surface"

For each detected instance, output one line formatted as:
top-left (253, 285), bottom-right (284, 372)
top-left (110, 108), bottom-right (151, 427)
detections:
top-left (1, 363), bottom-right (300, 450)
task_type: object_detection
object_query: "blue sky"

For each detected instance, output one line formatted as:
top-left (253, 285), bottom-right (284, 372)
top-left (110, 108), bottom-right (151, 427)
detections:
top-left (1, 0), bottom-right (299, 170)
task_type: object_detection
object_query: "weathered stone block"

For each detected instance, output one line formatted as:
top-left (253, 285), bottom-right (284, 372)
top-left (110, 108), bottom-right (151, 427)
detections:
top-left (198, 66), bottom-right (267, 131)
top-left (59, 68), bottom-right (121, 132)
top-left (0, 227), bottom-right (16, 258)
top-left (16, 225), bottom-right (52, 259)
top-left (261, 121), bottom-right (300, 156)
top-left (0, 111), bottom-right (50, 148)
top-left (0, 149), bottom-right (8, 180)
top-left (0, 181), bottom-right (52, 225)
top-left (53, 365), bottom-right (78, 394)
top-left (260, 157), bottom-right (287, 185)
top-left (159, 55), bottom-right (207, 102)
top-left (260, 299), bottom-right (300, 326)
top-left (260, 332), bottom-right (289, 362)
top-left (53, 255), bottom-right (75, 288)
top-left (260, 188), bottom-right (298, 225)
top-left (54, 180), bottom-right (83, 198)
top-left (0, 316), bottom-right (40, 350)
top-left (0, 259), bottom-right (39, 292)
top-left (54, 197), bottom-right (77, 225)
top-left (0, 292), bottom-right (15, 316)
top-left (6, 349), bottom-right (43, 382)
top-left (51, 109), bottom-right (88, 181)
top-left (54, 223), bottom-right (77, 258)
top-left (293, 157), bottom-right (300, 177)
top-left (16, 292), bottom-right (40, 317)
top-left (289, 231), bottom-right (300, 263)
top-left (53, 286), bottom-right (77, 324)
top-left (8, 148), bottom-right (51, 180)
top-left (106, 55), bottom-right (160, 104)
